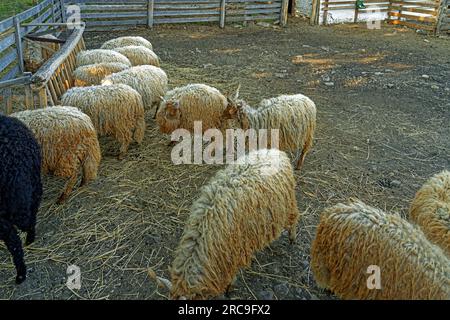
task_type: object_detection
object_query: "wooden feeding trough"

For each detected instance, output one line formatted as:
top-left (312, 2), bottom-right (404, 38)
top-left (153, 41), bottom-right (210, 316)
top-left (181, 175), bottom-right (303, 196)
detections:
top-left (0, 22), bottom-right (85, 113)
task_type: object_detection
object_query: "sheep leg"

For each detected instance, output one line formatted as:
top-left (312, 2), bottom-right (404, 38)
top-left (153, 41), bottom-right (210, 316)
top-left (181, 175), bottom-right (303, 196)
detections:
top-left (57, 174), bottom-right (78, 204)
top-left (118, 141), bottom-right (130, 160)
top-left (288, 205), bottom-right (300, 244)
top-left (26, 185), bottom-right (41, 246)
top-left (0, 218), bottom-right (27, 284)
top-left (225, 283), bottom-right (232, 298)
top-left (296, 132), bottom-right (314, 170)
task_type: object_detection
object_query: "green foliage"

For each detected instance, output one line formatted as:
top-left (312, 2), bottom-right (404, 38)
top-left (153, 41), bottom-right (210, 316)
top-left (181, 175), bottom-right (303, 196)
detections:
top-left (0, 0), bottom-right (39, 22)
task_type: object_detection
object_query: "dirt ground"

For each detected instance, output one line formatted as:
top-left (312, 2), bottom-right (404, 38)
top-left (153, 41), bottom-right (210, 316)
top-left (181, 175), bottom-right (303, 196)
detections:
top-left (1, 18), bottom-right (449, 300)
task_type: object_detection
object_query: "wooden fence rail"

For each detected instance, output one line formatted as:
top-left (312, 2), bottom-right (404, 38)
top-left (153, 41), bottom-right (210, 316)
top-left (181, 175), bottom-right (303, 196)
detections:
top-left (312, 0), bottom-right (447, 34)
top-left (62, 0), bottom-right (288, 30)
top-left (0, 0), bottom-right (288, 113)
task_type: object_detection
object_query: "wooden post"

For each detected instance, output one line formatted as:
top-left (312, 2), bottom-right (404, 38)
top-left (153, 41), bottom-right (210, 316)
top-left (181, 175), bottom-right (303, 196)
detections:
top-left (281, 0), bottom-right (289, 26)
top-left (323, 0), bottom-right (329, 25)
top-left (60, 0), bottom-right (66, 22)
top-left (220, 0), bottom-right (226, 28)
top-left (147, 0), bottom-right (154, 28)
top-left (354, 6), bottom-right (359, 23)
top-left (5, 89), bottom-right (13, 114)
top-left (25, 85), bottom-right (34, 109)
top-left (51, 0), bottom-right (56, 22)
top-left (13, 17), bottom-right (25, 73)
top-left (435, 0), bottom-right (448, 35)
top-left (310, 0), bottom-right (319, 25)
top-left (38, 88), bottom-right (48, 107)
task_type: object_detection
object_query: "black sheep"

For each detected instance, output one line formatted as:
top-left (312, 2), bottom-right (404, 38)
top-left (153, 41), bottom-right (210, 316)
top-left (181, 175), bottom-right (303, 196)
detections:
top-left (0, 114), bottom-right (42, 284)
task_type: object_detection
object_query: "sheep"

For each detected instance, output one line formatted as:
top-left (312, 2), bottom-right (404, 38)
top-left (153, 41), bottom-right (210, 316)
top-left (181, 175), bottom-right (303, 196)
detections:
top-left (0, 114), bottom-right (42, 284)
top-left (311, 200), bottom-right (450, 300)
top-left (102, 65), bottom-right (168, 113)
top-left (168, 149), bottom-right (301, 299)
top-left (73, 62), bottom-right (130, 87)
top-left (156, 83), bottom-right (227, 134)
top-left (11, 106), bottom-right (101, 204)
top-left (61, 84), bottom-right (145, 159)
top-left (76, 49), bottom-right (132, 68)
top-left (222, 91), bottom-right (316, 170)
top-left (409, 170), bottom-right (450, 255)
top-left (100, 36), bottom-right (153, 51)
top-left (112, 46), bottom-right (160, 67)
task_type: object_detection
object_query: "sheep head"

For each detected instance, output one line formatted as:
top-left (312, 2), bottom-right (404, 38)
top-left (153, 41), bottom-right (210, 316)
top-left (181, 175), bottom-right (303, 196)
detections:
top-left (222, 97), bottom-right (250, 130)
top-left (156, 100), bottom-right (182, 134)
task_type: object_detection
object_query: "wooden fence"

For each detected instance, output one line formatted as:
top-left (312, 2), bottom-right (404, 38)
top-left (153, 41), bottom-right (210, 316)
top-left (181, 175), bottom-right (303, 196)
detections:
top-left (437, 0), bottom-right (449, 32)
top-left (0, 0), bottom-right (64, 84)
top-left (387, 0), bottom-right (442, 32)
top-left (0, 23), bottom-right (85, 114)
top-left (64, 0), bottom-right (289, 30)
top-left (311, 0), bottom-right (448, 33)
top-left (318, 0), bottom-right (391, 25)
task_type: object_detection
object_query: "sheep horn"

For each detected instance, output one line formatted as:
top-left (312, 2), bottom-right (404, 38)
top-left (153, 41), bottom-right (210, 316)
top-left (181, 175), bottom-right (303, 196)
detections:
top-left (234, 83), bottom-right (241, 100)
top-left (156, 276), bottom-right (173, 291)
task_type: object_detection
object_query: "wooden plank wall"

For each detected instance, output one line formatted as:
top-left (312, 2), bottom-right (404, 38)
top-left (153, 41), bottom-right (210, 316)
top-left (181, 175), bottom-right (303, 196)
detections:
top-left (387, 0), bottom-right (441, 32)
top-left (437, 0), bottom-right (449, 32)
top-left (315, 0), bottom-right (446, 34)
top-left (63, 0), bottom-right (286, 30)
top-left (320, 0), bottom-right (391, 25)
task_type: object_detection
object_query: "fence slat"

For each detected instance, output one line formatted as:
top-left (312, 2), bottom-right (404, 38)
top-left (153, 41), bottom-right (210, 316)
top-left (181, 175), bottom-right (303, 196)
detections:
top-left (13, 17), bottom-right (25, 73)
top-left (220, 0), bottom-right (226, 27)
top-left (148, 0), bottom-right (155, 27)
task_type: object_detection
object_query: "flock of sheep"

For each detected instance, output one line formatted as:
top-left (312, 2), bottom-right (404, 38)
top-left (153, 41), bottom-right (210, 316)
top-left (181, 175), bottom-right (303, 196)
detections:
top-left (0, 35), bottom-right (449, 300)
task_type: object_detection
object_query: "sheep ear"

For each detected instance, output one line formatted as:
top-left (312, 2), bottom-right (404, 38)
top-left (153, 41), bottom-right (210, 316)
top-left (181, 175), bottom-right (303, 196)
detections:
top-left (166, 101), bottom-right (179, 116)
top-left (224, 101), bottom-right (237, 117)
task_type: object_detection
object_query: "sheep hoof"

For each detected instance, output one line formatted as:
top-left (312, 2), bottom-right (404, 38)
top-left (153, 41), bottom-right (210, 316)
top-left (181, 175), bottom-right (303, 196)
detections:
top-left (25, 234), bottom-right (35, 246)
top-left (15, 274), bottom-right (26, 284)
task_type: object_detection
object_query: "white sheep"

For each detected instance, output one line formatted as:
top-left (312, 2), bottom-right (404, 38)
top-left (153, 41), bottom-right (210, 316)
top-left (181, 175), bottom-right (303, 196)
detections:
top-left (61, 84), bottom-right (146, 159)
top-left (113, 46), bottom-right (160, 67)
top-left (156, 83), bottom-right (227, 133)
top-left (410, 170), bottom-right (450, 255)
top-left (76, 49), bottom-right (132, 68)
top-left (11, 106), bottom-right (101, 203)
top-left (222, 91), bottom-right (316, 170)
top-left (311, 200), bottom-right (450, 299)
top-left (73, 62), bottom-right (130, 87)
top-left (160, 149), bottom-right (301, 299)
top-left (102, 65), bottom-right (168, 113)
top-left (101, 36), bottom-right (153, 51)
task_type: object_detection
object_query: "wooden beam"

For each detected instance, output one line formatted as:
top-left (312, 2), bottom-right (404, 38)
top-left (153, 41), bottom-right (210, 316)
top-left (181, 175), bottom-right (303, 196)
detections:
top-left (147, 0), bottom-right (154, 28)
top-left (281, 0), bottom-right (289, 26)
top-left (0, 74), bottom-right (32, 89)
top-left (30, 23), bottom-right (85, 90)
top-left (13, 17), bottom-right (25, 73)
top-left (220, 0), bottom-right (226, 28)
